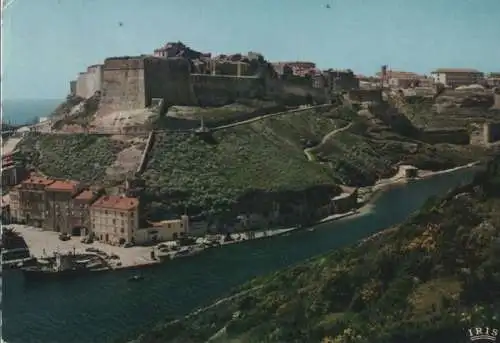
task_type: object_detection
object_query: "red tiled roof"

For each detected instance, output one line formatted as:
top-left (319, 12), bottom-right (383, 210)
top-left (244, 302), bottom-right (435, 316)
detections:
top-left (73, 190), bottom-right (95, 201)
top-left (91, 195), bottom-right (139, 211)
top-left (21, 176), bottom-right (55, 187)
top-left (46, 180), bottom-right (79, 193)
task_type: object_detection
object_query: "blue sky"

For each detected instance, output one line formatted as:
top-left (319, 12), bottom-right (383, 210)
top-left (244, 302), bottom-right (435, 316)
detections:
top-left (2, 0), bottom-right (500, 100)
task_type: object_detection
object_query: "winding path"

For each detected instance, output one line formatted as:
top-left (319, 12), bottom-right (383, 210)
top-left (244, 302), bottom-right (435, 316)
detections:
top-left (303, 122), bottom-right (354, 161)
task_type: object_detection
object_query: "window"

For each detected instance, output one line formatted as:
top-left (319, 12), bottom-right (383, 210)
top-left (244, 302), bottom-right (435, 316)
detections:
top-left (105, 210), bottom-right (108, 215)
top-left (92, 224), bottom-right (95, 229)
top-left (112, 219), bottom-right (116, 224)
top-left (120, 227), bottom-right (124, 233)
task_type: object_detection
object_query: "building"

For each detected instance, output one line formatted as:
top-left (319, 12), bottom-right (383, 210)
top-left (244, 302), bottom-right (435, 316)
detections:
top-left (430, 68), bottom-right (484, 88)
top-left (71, 188), bottom-right (103, 236)
top-left (1, 153), bottom-right (21, 187)
top-left (1, 194), bottom-right (10, 223)
top-left (134, 216), bottom-right (190, 244)
top-left (374, 70), bottom-right (429, 89)
top-left (18, 176), bottom-right (55, 227)
top-left (44, 180), bottom-right (81, 234)
top-left (9, 186), bottom-right (21, 222)
top-left (486, 72), bottom-right (500, 87)
top-left (324, 69), bottom-right (359, 91)
top-left (272, 61), bottom-right (316, 77)
top-left (90, 195), bottom-right (139, 245)
top-left (153, 41), bottom-right (205, 60)
top-left (75, 64), bottom-right (103, 99)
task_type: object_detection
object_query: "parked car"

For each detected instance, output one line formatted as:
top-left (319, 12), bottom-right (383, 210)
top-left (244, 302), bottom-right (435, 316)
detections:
top-left (80, 236), bottom-right (94, 244)
top-left (123, 242), bottom-right (133, 248)
top-left (58, 233), bottom-right (70, 241)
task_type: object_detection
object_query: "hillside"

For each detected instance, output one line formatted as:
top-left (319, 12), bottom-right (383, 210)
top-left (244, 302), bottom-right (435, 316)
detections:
top-left (17, 97), bottom-right (491, 222)
top-left (396, 90), bottom-right (499, 129)
top-left (141, 108), bottom-right (346, 221)
top-left (17, 134), bottom-right (129, 183)
top-left (141, 105), bottom-right (485, 220)
top-left (131, 156), bottom-right (500, 343)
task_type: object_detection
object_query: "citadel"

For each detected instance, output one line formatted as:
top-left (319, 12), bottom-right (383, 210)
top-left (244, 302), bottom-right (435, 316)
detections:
top-left (69, 41), bottom-right (360, 118)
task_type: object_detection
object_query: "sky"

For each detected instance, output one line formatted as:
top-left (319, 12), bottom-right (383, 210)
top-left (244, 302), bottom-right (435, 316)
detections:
top-left (2, 0), bottom-right (500, 100)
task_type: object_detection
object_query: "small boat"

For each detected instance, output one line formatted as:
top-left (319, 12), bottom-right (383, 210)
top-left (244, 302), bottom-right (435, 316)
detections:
top-left (128, 275), bottom-right (144, 282)
top-left (307, 228), bottom-right (315, 232)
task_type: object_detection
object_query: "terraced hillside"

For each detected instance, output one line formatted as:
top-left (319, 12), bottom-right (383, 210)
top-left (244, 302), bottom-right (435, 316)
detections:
top-left (17, 134), bottom-right (128, 182)
top-left (131, 156), bottom-right (500, 343)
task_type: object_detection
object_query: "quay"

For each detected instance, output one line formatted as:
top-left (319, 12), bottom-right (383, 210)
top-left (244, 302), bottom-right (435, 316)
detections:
top-left (6, 224), bottom-right (299, 274)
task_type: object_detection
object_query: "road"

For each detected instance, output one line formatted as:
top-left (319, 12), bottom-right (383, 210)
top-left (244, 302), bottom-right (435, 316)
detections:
top-left (303, 122), bottom-right (354, 161)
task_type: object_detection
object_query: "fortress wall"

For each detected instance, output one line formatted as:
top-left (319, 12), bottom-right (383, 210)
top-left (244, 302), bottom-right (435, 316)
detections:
top-left (97, 57), bottom-right (146, 116)
top-left (348, 89), bottom-right (382, 103)
top-left (75, 65), bottom-right (103, 99)
top-left (191, 74), bottom-right (265, 106)
top-left (143, 57), bottom-right (196, 106)
top-left (421, 128), bottom-right (470, 145)
top-left (281, 80), bottom-right (326, 104)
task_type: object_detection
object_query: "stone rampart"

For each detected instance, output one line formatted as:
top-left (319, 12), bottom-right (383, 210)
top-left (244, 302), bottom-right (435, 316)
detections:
top-left (75, 64), bottom-right (103, 99)
top-left (191, 74), bottom-right (265, 106)
top-left (421, 128), bottom-right (470, 145)
top-left (348, 89), bottom-right (382, 103)
top-left (143, 57), bottom-right (195, 106)
top-left (97, 57), bottom-right (146, 116)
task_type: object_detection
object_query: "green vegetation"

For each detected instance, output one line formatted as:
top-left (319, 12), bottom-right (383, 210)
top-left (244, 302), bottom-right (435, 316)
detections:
top-left (17, 134), bottom-right (126, 182)
top-left (142, 109), bottom-right (345, 219)
top-left (132, 157), bottom-right (500, 343)
top-left (50, 94), bottom-right (84, 118)
top-left (314, 128), bottom-right (482, 185)
top-left (143, 104), bottom-right (486, 219)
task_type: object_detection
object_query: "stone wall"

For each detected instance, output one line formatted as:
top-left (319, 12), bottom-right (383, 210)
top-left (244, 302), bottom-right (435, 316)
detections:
top-left (98, 57), bottom-right (146, 116)
top-left (191, 74), bottom-right (265, 106)
top-left (75, 64), bottom-right (103, 99)
top-left (421, 128), bottom-right (470, 145)
top-left (143, 57), bottom-right (196, 106)
top-left (348, 89), bottom-right (382, 103)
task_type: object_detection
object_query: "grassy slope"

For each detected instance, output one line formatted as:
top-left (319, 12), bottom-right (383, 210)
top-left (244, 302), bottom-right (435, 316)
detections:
top-left (133, 157), bottom-right (500, 343)
top-left (315, 127), bottom-right (484, 186)
top-left (17, 134), bottom-right (126, 182)
top-left (142, 110), bottom-right (344, 218)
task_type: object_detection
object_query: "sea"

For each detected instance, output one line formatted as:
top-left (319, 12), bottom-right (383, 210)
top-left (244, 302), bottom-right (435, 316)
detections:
top-left (2, 99), bottom-right (62, 125)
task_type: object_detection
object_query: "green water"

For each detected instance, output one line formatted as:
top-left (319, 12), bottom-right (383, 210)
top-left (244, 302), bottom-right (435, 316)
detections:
top-left (2, 168), bottom-right (477, 343)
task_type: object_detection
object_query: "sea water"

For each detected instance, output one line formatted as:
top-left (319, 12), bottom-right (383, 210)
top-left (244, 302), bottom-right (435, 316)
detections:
top-left (2, 99), bottom-right (62, 125)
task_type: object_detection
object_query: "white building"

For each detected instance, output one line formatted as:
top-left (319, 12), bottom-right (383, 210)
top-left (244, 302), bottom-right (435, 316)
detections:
top-left (430, 68), bottom-right (484, 88)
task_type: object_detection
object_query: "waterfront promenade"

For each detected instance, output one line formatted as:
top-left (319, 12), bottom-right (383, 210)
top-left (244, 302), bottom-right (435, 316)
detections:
top-left (8, 225), bottom-right (157, 269)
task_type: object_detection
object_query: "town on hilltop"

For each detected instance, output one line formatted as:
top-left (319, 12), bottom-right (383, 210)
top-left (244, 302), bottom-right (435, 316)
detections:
top-left (2, 41), bottom-right (500, 252)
